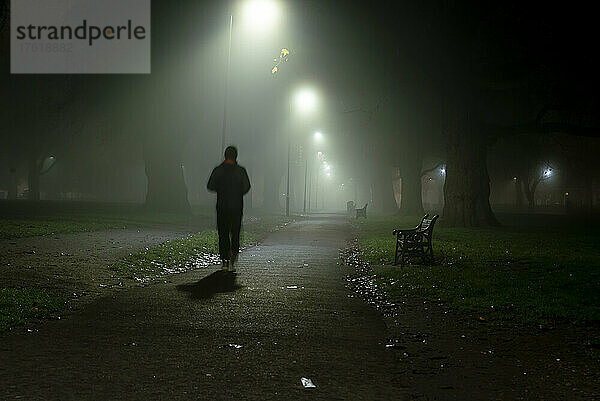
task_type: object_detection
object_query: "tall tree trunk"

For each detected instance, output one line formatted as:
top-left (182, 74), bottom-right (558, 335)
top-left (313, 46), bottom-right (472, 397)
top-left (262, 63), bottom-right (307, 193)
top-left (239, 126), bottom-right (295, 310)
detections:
top-left (8, 167), bottom-right (17, 200)
top-left (263, 157), bottom-right (282, 212)
top-left (143, 138), bottom-right (190, 214)
top-left (522, 176), bottom-right (539, 210)
top-left (584, 176), bottom-right (594, 216)
top-left (370, 165), bottom-right (398, 214)
top-left (27, 155), bottom-right (41, 201)
top-left (399, 158), bottom-right (424, 216)
top-left (441, 94), bottom-right (498, 227)
top-left (523, 183), bottom-right (535, 210)
top-left (514, 177), bottom-right (524, 208)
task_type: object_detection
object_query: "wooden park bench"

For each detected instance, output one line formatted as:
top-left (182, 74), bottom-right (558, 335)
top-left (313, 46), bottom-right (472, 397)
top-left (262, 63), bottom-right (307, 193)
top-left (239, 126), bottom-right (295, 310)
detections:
top-left (392, 214), bottom-right (439, 266)
top-left (346, 200), bottom-right (355, 214)
top-left (355, 203), bottom-right (368, 219)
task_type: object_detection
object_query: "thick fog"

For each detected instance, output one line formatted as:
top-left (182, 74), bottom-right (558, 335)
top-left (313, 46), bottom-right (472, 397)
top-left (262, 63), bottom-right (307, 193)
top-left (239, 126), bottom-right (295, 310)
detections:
top-left (1, 0), bottom-right (598, 218)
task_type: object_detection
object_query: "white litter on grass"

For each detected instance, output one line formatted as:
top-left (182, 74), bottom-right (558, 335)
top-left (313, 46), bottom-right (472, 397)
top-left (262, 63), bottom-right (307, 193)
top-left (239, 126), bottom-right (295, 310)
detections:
top-left (301, 377), bottom-right (316, 388)
top-left (228, 344), bottom-right (243, 349)
top-left (286, 286), bottom-right (298, 290)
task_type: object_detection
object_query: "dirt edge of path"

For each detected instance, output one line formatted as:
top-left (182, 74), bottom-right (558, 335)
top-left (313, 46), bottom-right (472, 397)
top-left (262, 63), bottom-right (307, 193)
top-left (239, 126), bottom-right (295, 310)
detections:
top-left (342, 241), bottom-right (600, 400)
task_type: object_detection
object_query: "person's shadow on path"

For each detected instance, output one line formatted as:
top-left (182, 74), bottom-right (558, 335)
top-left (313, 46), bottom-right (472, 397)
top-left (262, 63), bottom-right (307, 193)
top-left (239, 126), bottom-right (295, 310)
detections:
top-left (176, 270), bottom-right (241, 300)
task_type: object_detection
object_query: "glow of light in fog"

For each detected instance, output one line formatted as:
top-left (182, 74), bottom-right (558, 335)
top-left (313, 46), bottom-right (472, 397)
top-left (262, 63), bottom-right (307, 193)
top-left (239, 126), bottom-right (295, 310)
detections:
top-left (294, 88), bottom-right (318, 114)
top-left (314, 131), bottom-right (323, 143)
top-left (242, 0), bottom-right (279, 32)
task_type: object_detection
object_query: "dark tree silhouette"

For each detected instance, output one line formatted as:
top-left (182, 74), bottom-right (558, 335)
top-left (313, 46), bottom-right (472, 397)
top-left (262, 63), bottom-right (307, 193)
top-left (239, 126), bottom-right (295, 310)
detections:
top-left (441, 88), bottom-right (499, 226)
top-left (143, 137), bottom-right (190, 213)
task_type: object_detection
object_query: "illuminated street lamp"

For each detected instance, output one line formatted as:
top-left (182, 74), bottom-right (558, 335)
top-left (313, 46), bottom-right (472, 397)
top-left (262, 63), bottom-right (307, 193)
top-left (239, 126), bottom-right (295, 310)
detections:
top-left (242, 0), bottom-right (279, 32)
top-left (286, 87), bottom-right (318, 216)
top-left (295, 88), bottom-right (318, 114)
top-left (314, 156), bottom-right (325, 211)
top-left (221, 0), bottom-right (279, 153)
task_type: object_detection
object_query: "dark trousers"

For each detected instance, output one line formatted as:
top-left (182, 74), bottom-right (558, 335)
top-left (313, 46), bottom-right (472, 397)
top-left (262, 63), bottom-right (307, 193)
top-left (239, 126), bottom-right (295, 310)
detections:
top-left (217, 210), bottom-right (242, 260)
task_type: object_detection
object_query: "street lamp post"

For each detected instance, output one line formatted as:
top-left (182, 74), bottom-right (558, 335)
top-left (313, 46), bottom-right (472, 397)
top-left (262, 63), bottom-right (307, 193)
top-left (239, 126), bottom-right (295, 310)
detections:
top-left (304, 131), bottom-right (323, 214)
top-left (286, 100), bottom-right (291, 216)
top-left (314, 151), bottom-right (323, 210)
top-left (303, 160), bottom-right (308, 214)
top-left (221, 0), bottom-right (279, 154)
top-left (307, 161), bottom-right (312, 212)
top-left (221, 14), bottom-right (233, 154)
top-left (315, 166), bottom-right (319, 210)
top-left (286, 87), bottom-right (317, 216)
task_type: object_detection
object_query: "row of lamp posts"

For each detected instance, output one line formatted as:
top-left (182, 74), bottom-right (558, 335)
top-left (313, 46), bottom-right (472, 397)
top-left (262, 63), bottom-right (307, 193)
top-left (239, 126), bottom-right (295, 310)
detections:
top-left (220, 0), bottom-right (332, 216)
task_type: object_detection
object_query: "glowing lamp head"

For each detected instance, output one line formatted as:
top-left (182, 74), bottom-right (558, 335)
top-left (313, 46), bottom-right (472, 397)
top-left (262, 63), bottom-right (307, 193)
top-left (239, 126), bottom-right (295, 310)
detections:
top-left (295, 88), bottom-right (317, 114)
top-left (242, 0), bottom-right (279, 32)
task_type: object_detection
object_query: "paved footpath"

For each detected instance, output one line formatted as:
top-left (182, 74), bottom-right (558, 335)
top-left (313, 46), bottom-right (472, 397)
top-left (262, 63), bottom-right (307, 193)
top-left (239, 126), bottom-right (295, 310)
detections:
top-left (0, 216), bottom-right (405, 400)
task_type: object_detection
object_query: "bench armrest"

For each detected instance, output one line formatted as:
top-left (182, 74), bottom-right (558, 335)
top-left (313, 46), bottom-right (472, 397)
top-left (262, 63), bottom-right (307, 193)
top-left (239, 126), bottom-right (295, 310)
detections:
top-left (392, 228), bottom-right (417, 235)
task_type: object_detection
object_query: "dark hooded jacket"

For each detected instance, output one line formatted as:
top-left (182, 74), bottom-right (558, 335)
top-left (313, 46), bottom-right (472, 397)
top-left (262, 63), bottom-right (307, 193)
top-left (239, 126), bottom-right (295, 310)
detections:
top-left (207, 161), bottom-right (251, 212)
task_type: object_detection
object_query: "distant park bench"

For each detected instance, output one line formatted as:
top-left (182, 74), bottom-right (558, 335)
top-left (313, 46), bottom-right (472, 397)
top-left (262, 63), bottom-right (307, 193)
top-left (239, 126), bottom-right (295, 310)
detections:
top-left (355, 203), bottom-right (368, 219)
top-left (346, 200), bottom-right (355, 214)
top-left (392, 214), bottom-right (439, 266)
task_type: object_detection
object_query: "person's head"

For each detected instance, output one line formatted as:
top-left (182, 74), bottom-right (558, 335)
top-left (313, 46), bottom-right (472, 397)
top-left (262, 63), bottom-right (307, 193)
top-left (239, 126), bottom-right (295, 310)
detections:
top-left (224, 146), bottom-right (238, 161)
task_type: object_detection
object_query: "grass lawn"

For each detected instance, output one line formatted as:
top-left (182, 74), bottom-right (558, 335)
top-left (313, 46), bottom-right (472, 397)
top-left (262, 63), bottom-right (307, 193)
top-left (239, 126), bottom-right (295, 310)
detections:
top-left (352, 214), bottom-right (600, 326)
top-left (0, 200), bottom-right (213, 239)
top-left (0, 218), bottom-right (125, 239)
top-left (0, 200), bottom-right (294, 331)
top-left (112, 215), bottom-right (295, 279)
top-left (0, 288), bottom-right (64, 332)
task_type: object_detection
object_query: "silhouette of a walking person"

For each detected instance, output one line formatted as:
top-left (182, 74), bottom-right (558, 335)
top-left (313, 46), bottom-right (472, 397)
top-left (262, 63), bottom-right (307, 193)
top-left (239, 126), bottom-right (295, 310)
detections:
top-left (207, 146), bottom-right (251, 272)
